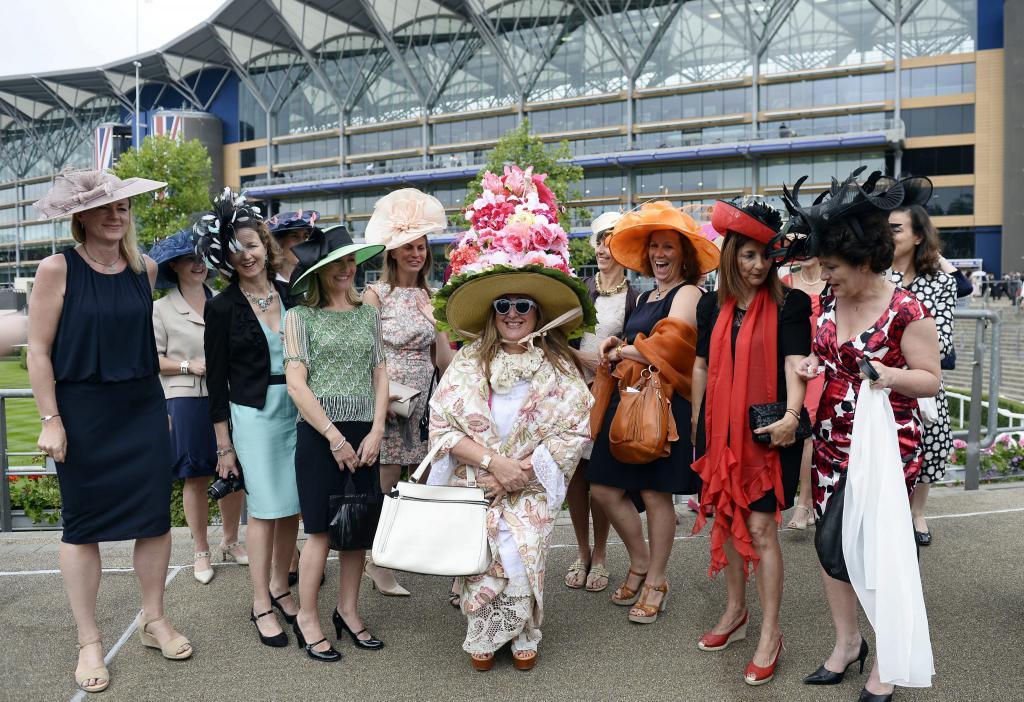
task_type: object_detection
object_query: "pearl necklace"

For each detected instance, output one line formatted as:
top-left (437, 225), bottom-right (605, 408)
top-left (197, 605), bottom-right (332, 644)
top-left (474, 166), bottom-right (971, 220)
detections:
top-left (595, 271), bottom-right (627, 296)
top-left (799, 264), bottom-right (822, 287)
top-left (240, 286), bottom-right (276, 313)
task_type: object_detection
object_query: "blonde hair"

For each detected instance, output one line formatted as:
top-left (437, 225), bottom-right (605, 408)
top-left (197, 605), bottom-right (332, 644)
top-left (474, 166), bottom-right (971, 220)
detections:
top-left (71, 210), bottom-right (144, 274)
top-left (474, 302), bottom-right (583, 381)
top-left (301, 265), bottom-right (363, 309)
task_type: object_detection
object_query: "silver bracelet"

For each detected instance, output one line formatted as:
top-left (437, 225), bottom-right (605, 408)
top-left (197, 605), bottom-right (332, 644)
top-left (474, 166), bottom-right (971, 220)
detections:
top-left (216, 447), bottom-right (234, 457)
top-left (330, 438), bottom-right (347, 453)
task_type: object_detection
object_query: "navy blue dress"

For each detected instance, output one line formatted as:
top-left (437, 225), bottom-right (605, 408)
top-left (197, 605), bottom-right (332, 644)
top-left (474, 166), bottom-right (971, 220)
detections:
top-left (52, 249), bottom-right (172, 544)
top-left (588, 283), bottom-right (701, 495)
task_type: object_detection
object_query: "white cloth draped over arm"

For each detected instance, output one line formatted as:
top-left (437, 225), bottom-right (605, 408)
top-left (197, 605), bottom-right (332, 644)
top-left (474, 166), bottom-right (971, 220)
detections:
top-left (843, 380), bottom-right (934, 688)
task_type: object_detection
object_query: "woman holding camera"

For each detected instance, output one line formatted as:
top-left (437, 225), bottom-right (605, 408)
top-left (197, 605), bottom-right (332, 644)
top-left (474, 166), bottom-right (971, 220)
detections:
top-left (199, 191), bottom-right (302, 649)
top-left (690, 200), bottom-right (811, 686)
top-left (151, 229), bottom-right (246, 585)
top-left (283, 226), bottom-right (387, 661)
top-left (29, 169), bottom-right (192, 694)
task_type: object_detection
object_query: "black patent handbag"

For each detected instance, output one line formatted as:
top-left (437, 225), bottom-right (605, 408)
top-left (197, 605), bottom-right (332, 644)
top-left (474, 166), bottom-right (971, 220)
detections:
top-left (328, 473), bottom-right (383, 552)
top-left (814, 476), bottom-right (850, 583)
top-left (748, 402), bottom-right (812, 445)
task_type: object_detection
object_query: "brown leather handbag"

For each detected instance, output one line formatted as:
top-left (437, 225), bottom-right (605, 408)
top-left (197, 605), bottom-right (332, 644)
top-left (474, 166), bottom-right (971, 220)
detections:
top-left (609, 366), bottom-right (677, 464)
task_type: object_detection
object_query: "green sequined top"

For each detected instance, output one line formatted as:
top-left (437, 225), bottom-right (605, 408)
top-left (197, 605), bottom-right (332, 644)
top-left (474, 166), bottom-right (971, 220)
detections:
top-left (283, 304), bottom-right (385, 422)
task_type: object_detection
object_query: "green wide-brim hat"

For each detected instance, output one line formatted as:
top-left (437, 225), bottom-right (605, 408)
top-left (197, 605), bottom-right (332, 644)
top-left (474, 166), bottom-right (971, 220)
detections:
top-left (434, 265), bottom-right (596, 342)
top-left (289, 225), bottom-right (384, 295)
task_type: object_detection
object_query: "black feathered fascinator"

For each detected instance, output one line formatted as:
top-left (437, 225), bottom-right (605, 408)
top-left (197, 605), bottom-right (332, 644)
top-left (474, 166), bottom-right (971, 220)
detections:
top-left (193, 188), bottom-right (264, 276)
top-left (771, 166), bottom-right (932, 261)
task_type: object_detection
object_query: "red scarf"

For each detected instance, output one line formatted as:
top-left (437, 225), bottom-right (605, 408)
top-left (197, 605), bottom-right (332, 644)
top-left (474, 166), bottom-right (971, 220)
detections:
top-left (691, 287), bottom-right (784, 577)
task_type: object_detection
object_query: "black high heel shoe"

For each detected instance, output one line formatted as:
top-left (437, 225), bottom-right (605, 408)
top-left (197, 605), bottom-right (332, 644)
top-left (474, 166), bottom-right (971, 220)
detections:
top-left (292, 621), bottom-right (342, 662)
top-left (270, 591), bottom-right (298, 624)
top-left (332, 609), bottom-right (384, 650)
top-left (803, 639), bottom-right (869, 685)
top-left (250, 609), bottom-right (288, 648)
top-left (858, 688), bottom-right (893, 701)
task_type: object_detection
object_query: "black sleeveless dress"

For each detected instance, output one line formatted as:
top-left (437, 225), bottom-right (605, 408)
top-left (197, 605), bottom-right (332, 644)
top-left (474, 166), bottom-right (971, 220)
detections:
top-left (51, 249), bottom-right (172, 544)
top-left (587, 283), bottom-right (700, 495)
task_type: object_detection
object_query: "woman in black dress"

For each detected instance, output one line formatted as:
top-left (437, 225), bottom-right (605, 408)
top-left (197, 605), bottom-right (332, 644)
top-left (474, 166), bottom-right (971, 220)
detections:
top-left (29, 169), bottom-right (192, 694)
top-left (690, 200), bottom-right (810, 686)
top-left (588, 201), bottom-right (720, 625)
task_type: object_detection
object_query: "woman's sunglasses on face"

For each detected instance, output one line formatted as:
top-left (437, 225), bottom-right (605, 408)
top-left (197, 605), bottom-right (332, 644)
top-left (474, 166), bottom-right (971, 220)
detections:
top-left (492, 298), bottom-right (538, 315)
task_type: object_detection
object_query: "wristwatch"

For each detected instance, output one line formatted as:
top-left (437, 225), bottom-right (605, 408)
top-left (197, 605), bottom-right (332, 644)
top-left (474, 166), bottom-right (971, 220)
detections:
top-left (180, 359), bottom-right (190, 375)
top-left (480, 452), bottom-right (493, 470)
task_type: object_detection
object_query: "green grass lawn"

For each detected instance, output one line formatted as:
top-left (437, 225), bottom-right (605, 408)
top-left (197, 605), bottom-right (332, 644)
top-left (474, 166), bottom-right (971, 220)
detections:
top-left (0, 359), bottom-right (41, 459)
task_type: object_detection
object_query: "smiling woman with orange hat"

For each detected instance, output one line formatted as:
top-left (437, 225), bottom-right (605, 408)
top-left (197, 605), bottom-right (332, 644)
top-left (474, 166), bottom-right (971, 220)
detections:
top-left (690, 199), bottom-right (812, 687)
top-left (587, 200), bottom-right (720, 626)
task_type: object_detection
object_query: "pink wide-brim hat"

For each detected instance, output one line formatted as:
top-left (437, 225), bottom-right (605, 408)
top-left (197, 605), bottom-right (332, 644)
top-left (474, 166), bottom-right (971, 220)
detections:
top-left (33, 167), bottom-right (166, 220)
top-left (364, 188), bottom-right (447, 251)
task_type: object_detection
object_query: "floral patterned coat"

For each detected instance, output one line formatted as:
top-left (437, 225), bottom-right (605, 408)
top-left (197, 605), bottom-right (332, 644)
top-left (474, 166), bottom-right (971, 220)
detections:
top-left (427, 341), bottom-right (593, 625)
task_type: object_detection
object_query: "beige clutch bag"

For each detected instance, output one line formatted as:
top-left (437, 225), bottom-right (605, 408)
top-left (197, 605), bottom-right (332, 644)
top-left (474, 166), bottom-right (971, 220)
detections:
top-left (389, 381), bottom-right (420, 418)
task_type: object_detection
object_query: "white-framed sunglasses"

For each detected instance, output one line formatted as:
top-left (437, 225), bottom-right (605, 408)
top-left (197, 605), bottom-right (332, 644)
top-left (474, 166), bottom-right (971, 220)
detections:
top-left (492, 298), bottom-right (538, 315)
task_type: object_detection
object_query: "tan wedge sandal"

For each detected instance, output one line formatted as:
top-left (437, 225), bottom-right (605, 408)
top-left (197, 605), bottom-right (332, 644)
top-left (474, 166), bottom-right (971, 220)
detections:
top-left (610, 569), bottom-right (647, 606)
top-left (138, 617), bottom-right (193, 660)
top-left (75, 639), bottom-right (109, 694)
top-left (628, 582), bottom-right (669, 624)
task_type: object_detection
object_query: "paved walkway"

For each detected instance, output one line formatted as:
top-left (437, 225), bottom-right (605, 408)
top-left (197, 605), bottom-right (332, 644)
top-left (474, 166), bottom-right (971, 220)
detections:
top-left (1, 484), bottom-right (1022, 702)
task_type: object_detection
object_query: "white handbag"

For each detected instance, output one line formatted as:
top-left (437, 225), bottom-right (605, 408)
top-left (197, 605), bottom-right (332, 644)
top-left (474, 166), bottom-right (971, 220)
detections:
top-left (371, 436), bottom-right (491, 577)
top-left (918, 396), bottom-right (939, 427)
top-left (388, 381), bottom-right (420, 418)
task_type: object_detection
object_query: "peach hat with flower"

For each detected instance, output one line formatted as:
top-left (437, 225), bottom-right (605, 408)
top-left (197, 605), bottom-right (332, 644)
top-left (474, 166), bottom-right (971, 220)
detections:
top-left (364, 188), bottom-right (447, 251)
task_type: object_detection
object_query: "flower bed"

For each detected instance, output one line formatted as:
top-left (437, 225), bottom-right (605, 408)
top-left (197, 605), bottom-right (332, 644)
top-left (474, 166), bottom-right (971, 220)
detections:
top-left (948, 434), bottom-right (1024, 479)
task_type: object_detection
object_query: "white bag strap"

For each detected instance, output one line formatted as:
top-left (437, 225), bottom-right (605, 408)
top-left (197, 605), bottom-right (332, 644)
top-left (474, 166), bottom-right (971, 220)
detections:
top-left (409, 431), bottom-right (476, 487)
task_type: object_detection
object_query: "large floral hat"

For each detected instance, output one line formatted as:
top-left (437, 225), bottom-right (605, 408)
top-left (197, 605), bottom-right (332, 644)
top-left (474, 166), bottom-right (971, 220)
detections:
top-left (434, 165), bottom-right (596, 342)
top-left (193, 187), bottom-right (264, 276)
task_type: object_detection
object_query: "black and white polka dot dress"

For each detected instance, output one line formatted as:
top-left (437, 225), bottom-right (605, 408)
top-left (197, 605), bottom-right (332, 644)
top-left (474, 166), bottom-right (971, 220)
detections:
top-left (891, 270), bottom-right (956, 483)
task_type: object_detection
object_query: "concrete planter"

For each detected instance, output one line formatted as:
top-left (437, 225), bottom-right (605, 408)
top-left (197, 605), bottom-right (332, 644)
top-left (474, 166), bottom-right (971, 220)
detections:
top-left (10, 509), bottom-right (63, 530)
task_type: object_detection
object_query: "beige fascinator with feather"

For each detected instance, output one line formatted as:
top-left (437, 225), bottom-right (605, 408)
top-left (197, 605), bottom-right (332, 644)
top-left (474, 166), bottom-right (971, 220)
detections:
top-left (33, 167), bottom-right (166, 220)
top-left (364, 188), bottom-right (447, 251)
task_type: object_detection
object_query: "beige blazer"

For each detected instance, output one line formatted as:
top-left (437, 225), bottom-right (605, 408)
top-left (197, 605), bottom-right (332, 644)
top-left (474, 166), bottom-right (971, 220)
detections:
top-left (153, 287), bottom-right (209, 399)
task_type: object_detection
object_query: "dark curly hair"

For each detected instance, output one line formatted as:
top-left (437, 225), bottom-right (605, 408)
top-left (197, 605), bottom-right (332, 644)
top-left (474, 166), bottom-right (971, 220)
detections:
top-left (817, 210), bottom-right (894, 273)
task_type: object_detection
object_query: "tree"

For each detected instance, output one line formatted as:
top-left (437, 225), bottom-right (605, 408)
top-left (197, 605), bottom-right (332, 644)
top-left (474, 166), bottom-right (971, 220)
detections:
top-left (459, 120), bottom-right (587, 231)
top-left (568, 236), bottom-right (596, 271)
top-left (113, 135), bottom-right (212, 246)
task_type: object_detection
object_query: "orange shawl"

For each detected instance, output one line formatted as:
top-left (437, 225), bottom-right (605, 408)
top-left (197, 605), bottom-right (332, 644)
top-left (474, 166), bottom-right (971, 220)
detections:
top-left (691, 287), bottom-right (784, 578)
top-left (589, 317), bottom-right (697, 439)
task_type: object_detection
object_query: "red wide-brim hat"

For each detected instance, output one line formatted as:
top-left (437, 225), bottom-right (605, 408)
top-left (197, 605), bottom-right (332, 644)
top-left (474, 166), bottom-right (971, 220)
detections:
top-left (711, 201), bottom-right (778, 245)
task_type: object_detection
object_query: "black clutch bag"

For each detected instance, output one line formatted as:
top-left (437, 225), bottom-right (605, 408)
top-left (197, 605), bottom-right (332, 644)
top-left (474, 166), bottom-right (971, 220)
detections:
top-left (814, 476), bottom-right (850, 582)
top-left (328, 474), bottom-right (383, 552)
top-left (748, 402), bottom-right (812, 445)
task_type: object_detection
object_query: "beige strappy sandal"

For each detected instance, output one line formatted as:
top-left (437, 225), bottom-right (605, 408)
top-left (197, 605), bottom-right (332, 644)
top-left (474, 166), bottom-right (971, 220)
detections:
top-left (585, 563), bottom-right (610, 592)
top-left (564, 557), bottom-right (589, 589)
top-left (75, 639), bottom-right (109, 694)
top-left (138, 617), bottom-right (193, 660)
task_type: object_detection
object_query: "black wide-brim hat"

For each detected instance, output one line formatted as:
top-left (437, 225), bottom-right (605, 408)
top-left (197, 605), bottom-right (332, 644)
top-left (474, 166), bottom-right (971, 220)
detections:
top-left (289, 225), bottom-right (385, 295)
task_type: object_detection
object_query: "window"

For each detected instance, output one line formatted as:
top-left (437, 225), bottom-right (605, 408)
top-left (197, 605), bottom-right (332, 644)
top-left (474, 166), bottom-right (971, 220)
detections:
top-left (901, 146), bottom-right (974, 176)
top-left (903, 105), bottom-right (974, 137)
top-left (902, 64), bottom-right (975, 98)
top-left (928, 186), bottom-right (973, 216)
top-left (937, 229), bottom-right (975, 259)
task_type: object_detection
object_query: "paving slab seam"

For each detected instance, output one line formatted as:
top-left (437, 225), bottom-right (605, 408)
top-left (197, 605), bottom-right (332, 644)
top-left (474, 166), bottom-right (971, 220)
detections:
top-left (67, 565), bottom-right (183, 702)
top-left (2, 505), bottom-right (1021, 579)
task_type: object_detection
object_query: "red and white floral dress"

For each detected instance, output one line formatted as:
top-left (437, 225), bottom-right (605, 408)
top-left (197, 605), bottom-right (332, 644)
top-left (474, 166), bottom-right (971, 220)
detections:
top-left (811, 286), bottom-right (929, 517)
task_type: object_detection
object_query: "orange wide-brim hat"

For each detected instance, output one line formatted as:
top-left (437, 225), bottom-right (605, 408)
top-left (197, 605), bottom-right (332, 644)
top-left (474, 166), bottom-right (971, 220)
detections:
top-left (608, 200), bottom-right (720, 276)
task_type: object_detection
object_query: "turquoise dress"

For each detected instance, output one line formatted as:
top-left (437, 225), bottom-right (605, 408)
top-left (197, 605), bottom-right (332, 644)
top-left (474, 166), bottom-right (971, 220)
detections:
top-left (230, 320), bottom-right (300, 519)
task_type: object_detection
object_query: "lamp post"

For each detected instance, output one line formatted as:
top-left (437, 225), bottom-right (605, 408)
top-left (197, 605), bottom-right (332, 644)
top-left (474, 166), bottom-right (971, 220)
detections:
top-left (132, 61), bottom-right (142, 152)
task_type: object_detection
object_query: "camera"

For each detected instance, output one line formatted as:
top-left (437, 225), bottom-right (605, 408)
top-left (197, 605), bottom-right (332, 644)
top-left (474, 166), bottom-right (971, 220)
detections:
top-left (208, 472), bottom-right (244, 501)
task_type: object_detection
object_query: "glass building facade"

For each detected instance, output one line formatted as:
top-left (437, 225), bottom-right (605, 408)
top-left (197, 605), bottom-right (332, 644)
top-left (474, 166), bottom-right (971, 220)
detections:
top-left (0, 0), bottom-right (1001, 283)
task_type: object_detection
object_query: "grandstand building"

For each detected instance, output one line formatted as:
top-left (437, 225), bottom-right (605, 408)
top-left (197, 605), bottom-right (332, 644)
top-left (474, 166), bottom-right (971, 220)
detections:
top-left (0, 0), bottom-right (1009, 284)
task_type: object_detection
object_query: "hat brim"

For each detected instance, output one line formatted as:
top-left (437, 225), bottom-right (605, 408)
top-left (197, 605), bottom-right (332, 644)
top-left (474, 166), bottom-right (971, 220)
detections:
top-left (609, 223), bottom-right (720, 276)
top-left (290, 242), bottom-right (385, 294)
top-left (437, 266), bottom-right (595, 341)
top-left (38, 177), bottom-right (166, 220)
top-left (156, 258), bottom-right (217, 290)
